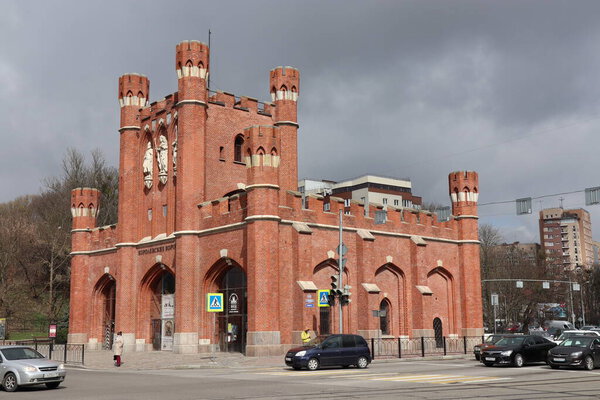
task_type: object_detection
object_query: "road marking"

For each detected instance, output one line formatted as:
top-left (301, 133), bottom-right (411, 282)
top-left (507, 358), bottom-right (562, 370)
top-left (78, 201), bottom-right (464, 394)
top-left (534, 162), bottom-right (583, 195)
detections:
top-left (368, 374), bottom-right (511, 385)
top-left (258, 369), bottom-right (372, 376)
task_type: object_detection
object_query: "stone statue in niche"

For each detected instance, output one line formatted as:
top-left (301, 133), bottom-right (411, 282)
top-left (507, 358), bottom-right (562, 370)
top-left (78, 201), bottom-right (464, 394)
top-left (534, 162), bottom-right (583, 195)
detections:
top-left (156, 134), bottom-right (169, 185)
top-left (142, 141), bottom-right (153, 189)
top-left (172, 125), bottom-right (178, 176)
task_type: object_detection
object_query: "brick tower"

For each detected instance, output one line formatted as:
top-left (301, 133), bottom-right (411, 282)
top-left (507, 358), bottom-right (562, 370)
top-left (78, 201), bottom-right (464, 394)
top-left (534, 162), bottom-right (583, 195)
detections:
top-left (244, 125), bottom-right (283, 355)
top-left (449, 171), bottom-right (483, 335)
top-left (68, 188), bottom-right (101, 344)
top-left (269, 67), bottom-right (299, 195)
top-left (173, 40), bottom-right (210, 353)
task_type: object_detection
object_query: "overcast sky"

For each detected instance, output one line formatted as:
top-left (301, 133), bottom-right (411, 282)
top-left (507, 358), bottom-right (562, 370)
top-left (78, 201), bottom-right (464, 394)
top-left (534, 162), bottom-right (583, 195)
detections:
top-left (2, 0), bottom-right (600, 243)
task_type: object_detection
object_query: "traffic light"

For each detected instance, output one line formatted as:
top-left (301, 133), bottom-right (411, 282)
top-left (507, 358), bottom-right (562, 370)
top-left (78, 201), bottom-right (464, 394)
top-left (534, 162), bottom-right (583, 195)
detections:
top-left (341, 285), bottom-right (352, 306)
top-left (328, 290), bottom-right (336, 306)
top-left (330, 275), bottom-right (339, 291)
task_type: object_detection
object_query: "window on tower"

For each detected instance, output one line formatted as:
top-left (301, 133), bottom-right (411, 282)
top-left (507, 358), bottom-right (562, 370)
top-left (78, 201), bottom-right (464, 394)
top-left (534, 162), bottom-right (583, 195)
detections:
top-left (234, 135), bottom-right (244, 163)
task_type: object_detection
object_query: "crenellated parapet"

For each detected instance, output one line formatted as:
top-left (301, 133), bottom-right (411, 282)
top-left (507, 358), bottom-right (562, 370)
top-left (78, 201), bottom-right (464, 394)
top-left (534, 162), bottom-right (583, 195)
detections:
top-left (244, 125), bottom-right (281, 170)
top-left (176, 40), bottom-right (209, 102)
top-left (118, 73), bottom-right (149, 109)
top-left (195, 187), bottom-right (462, 242)
top-left (71, 188), bottom-right (101, 230)
top-left (449, 171), bottom-right (479, 217)
top-left (270, 67), bottom-right (299, 102)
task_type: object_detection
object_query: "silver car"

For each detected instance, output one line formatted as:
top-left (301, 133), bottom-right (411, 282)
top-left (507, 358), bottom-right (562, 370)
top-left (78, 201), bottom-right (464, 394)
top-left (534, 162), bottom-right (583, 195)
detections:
top-left (0, 346), bottom-right (66, 392)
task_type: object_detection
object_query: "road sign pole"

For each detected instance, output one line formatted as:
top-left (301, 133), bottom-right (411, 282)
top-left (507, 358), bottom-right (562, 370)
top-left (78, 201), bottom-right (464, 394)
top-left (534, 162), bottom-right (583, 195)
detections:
top-left (338, 210), bottom-right (343, 334)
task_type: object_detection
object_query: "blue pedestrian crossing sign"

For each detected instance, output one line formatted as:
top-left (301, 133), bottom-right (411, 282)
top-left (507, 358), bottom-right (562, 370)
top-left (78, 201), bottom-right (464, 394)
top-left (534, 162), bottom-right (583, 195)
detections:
top-left (207, 293), bottom-right (224, 312)
top-left (318, 290), bottom-right (330, 307)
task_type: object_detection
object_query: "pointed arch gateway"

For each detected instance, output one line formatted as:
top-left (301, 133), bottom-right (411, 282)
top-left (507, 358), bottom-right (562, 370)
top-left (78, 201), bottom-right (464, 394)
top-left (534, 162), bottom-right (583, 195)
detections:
top-left (204, 258), bottom-right (247, 354)
top-left (427, 266), bottom-right (456, 336)
top-left (313, 259), bottom-right (349, 335)
top-left (138, 264), bottom-right (175, 351)
top-left (374, 263), bottom-right (407, 336)
top-left (91, 274), bottom-right (116, 350)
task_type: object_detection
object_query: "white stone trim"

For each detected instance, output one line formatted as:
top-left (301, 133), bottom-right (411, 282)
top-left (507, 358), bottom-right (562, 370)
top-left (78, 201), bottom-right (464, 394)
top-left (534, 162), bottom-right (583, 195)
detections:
top-left (292, 222), bottom-right (312, 234)
top-left (454, 215), bottom-right (478, 220)
top-left (357, 229), bottom-right (375, 241)
top-left (274, 121), bottom-right (299, 128)
top-left (416, 285), bottom-right (433, 295)
top-left (70, 229), bottom-right (92, 233)
top-left (177, 66), bottom-right (208, 79)
top-left (245, 215), bottom-right (281, 222)
top-left (279, 219), bottom-right (480, 245)
top-left (296, 281), bottom-right (318, 291)
top-left (70, 247), bottom-right (117, 256)
top-left (118, 126), bottom-right (141, 132)
top-left (245, 183), bottom-right (280, 190)
top-left (362, 283), bottom-right (381, 293)
top-left (176, 100), bottom-right (207, 107)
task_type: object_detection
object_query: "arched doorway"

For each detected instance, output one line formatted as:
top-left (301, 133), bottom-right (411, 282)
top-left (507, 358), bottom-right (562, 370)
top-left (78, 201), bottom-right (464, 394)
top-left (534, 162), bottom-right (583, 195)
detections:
top-left (217, 266), bottom-right (247, 353)
top-left (433, 317), bottom-right (443, 348)
top-left (96, 277), bottom-right (116, 350)
top-left (379, 300), bottom-right (390, 335)
top-left (149, 271), bottom-right (175, 351)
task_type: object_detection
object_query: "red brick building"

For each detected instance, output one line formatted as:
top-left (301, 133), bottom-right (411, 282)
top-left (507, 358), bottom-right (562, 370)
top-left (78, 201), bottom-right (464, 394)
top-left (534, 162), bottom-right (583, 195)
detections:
top-left (68, 40), bottom-right (483, 356)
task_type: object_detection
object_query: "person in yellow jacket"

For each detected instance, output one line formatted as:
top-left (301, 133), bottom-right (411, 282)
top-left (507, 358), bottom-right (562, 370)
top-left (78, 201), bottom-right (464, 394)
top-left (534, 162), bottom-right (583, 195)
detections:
top-left (301, 328), bottom-right (311, 344)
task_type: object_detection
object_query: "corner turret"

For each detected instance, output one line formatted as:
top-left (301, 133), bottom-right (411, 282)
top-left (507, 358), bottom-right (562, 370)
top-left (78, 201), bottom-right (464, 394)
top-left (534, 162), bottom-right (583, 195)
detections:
top-left (449, 171), bottom-right (479, 217)
top-left (269, 66), bottom-right (299, 123)
top-left (176, 40), bottom-right (209, 102)
top-left (118, 73), bottom-right (149, 128)
top-left (71, 187), bottom-right (101, 231)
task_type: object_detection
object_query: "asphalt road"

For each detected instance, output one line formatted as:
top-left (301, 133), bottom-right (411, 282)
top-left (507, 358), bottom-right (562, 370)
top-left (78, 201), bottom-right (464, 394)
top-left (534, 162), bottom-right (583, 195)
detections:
top-left (7, 358), bottom-right (600, 399)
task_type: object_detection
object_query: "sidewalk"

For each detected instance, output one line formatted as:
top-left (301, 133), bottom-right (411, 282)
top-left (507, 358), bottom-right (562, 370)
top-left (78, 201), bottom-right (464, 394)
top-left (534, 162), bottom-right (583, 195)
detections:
top-left (75, 350), bottom-right (472, 371)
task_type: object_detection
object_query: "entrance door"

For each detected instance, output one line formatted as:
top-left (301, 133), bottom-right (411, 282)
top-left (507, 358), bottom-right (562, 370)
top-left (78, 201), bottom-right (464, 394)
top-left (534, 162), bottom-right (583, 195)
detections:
top-left (320, 307), bottom-right (331, 335)
top-left (433, 317), bottom-right (443, 348)
top-left (217, 267), bottom-right (247, 354)
top-left (151, 319), bottom-right (161, 350)
top-left (101, 282), bottom-right (116, 350)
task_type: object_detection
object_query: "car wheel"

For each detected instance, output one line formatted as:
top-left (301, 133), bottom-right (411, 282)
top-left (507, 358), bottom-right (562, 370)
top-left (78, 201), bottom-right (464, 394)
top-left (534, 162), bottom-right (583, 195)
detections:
top-left (356, 356), bottom-right (369, 369)
top-left (513, 353), bottom-right (524, 368)
top-left (307, 358), bottom-right (319, 371)
top-left (584, 356), bottom-right (594, 371)
top-left (475, 355), bottom-right (480, 361)
top-left (45, 382), bottom-right (61, 389)
top-left (2, 372), bottom-right (18, 392)
top-left (483, 362), bottom-right (494, 367)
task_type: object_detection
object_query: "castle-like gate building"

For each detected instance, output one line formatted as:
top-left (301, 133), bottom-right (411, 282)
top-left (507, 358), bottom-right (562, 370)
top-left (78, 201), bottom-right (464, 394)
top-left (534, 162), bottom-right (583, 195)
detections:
top-left (68, 40), bottom-right (483, 355)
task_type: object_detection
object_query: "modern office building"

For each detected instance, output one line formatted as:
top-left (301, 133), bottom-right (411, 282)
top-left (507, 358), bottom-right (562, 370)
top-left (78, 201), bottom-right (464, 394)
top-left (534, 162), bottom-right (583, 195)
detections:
top-left (539, 208), bottom-right (594, 269)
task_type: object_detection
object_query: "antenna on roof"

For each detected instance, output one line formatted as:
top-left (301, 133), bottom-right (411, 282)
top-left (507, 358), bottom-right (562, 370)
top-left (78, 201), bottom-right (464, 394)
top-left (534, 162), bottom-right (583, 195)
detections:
top-left (208, 29), bottom-right (212, 90)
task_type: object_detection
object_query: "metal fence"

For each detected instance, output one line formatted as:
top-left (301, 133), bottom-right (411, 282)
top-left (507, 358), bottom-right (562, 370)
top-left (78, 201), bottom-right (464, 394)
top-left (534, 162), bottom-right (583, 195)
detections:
top-left (369, 336), bottom-right (483, 359)
top-left (0, 339), bottom-right (85, 365)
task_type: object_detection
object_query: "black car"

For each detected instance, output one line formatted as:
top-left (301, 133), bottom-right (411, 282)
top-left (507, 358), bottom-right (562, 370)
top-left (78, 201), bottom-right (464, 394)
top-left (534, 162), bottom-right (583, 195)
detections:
top-left (473, 334), bottom-right (504, 361)
top-left (547, 336), bottom-right (600, 370)
top-left (284, 334), bottom-right (371, 371)
top-left (480, 334), bottom-right (556, 367)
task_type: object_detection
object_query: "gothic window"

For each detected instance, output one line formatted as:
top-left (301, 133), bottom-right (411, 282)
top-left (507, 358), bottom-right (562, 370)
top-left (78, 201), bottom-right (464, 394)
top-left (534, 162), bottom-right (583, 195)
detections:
top-left (234, 135), bottom-right (244, 163)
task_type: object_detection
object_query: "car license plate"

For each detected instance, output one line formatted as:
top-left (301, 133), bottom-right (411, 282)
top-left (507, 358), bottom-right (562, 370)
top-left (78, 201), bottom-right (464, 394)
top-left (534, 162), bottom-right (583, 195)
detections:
top-left (485, 357), bottom-right (495, 361)
top-left (553, 357), bottom-right (565, 362)
top-left (44, 372), bottom-right (59, 378)
top-left (285, 357), bottom-right (292, 361)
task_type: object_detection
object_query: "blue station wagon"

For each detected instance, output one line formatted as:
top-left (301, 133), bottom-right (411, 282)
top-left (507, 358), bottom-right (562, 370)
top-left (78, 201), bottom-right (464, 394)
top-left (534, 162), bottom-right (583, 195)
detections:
top-left (285, 334), bottom-right (371, 370)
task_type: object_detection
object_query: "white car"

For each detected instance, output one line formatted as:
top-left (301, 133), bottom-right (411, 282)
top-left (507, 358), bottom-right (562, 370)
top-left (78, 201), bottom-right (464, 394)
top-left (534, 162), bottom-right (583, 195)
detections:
top-left (0, 346), bottom-right (66, 392)
top-left (552, 330), bottom-right (600, 345)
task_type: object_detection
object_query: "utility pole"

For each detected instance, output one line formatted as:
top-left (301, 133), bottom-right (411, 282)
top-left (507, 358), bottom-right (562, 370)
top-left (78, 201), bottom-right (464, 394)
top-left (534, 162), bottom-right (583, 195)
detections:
top-left (338, 209), bottom-right (343, 333)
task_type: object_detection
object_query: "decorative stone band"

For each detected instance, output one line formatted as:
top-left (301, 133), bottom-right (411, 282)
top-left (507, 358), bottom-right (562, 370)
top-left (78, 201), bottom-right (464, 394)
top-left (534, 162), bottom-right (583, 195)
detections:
top-left (245, 215), bottom-right (281, 222)
top-left (454, 215), bottom-right (479, 220)
top-left (279, 219), bottom-right (481, 245)
top-left (274, 121), bottom-right (299, 128)
top-left (119, 95), bottom-right (147, 108)
top-left (244, 154), bottom-right (281, 168)
top-left (177, 66), bottom-right (208, 80)
top-left (244, 183), bottom-right (280, 190)
top-left (175, 100), bottom-right (207, 107)
top-left (71, 206), bottom-right (98, 218)
top-left (270, 91), bottom-right (298, 101)
top-left (70, 228), bottom-right (92, 233)
top-left (118, 126), bottom-right (141, 132)
top-left (70, 247), bottom-right (117, 256)
top-left (450, 191), bottom-right (479, 203)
